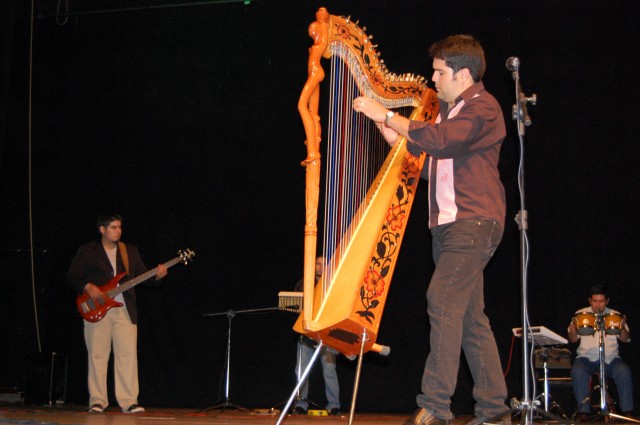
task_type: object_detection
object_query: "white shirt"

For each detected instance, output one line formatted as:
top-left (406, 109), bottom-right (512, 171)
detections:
top-left (575, 307), bottom-right (628, 364)
top-left (105, 245), bottom-right (127, 308)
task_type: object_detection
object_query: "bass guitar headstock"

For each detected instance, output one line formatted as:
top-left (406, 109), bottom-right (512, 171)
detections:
top-left (178, 248), bottom-right (196, 264)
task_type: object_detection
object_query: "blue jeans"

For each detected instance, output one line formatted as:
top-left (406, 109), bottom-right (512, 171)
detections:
top-left (294, 337), bottom-right (340, 410)
top-left (417, 219), bottom-right (508, 420)
top-left (572, 356), bottom-right (633, 413)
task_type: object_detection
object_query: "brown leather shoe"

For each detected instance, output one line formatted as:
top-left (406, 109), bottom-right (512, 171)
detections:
top-left (403, 408), bottom-right (452, 425)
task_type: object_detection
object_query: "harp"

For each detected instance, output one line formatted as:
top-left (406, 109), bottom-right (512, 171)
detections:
top-left (295, 8), bottom-right (439, 357)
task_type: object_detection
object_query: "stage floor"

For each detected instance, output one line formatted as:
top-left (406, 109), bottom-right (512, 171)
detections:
top-left (0, 406), bottom-right (635, 425)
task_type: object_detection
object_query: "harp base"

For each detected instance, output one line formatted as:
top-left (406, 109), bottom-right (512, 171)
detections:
top-left (294, 315), bottom-right (378, 357)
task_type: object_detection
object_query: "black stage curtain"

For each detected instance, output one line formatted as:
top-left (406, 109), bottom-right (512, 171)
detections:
top-left (1, 0), bottom-right (639, 414)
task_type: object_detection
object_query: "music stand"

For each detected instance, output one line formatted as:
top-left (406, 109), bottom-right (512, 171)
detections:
top-left (202, 307), bottom-right (277, 413)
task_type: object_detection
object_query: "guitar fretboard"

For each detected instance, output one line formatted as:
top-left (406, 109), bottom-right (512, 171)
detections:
top-left (107, 255), bottom-right (186, 298)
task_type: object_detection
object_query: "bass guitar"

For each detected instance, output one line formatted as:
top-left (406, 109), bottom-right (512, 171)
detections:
top-left (76, 248), bottom-right (195, 322)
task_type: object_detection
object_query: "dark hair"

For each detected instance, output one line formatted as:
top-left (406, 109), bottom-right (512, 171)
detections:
top-left (589, 284), bottom-right (609, 298)
top-left (97, 213), bottom-right (122, 229)
top-left (429, 34), bottom-right (486, 83)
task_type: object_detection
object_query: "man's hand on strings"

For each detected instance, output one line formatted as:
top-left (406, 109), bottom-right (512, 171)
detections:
top-left (353, 96), bottom-right (401, 146)
top-left (353, 96), bottom-right (386, 122)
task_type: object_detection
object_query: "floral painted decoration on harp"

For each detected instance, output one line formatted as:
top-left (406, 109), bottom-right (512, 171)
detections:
top-left (356, 154), bottom-right (421, 324)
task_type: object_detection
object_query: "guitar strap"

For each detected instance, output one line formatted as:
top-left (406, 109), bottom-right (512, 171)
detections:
top-left (118, 242), bottom-right (130, 276)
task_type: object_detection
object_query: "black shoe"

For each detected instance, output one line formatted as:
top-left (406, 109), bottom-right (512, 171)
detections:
top-left (293, 406), bottom-right (307, 415)
top-left (124, 404), bottom-right (145, 414)
top-left (330, 408), bottom-right (341, 416)
top-left (404, 408), bottom-right (452, 425)
top-left (89, 404), bottom-right (104, 413)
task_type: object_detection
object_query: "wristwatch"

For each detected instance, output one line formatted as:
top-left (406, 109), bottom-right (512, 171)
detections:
top-left (384, 110), bottom-right (395, 126)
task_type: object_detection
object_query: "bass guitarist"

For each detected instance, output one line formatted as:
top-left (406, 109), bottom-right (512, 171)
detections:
top-left (67, 213), bottom-right (167, 414)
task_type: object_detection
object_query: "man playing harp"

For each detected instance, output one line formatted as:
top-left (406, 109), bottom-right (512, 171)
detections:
top-left (355, 35), bottom-right (509, 425)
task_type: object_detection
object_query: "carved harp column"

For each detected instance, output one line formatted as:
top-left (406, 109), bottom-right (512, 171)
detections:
top-left (296, 8), bottom-right (439, 357)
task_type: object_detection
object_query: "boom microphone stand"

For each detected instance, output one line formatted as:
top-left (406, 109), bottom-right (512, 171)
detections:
top-left (202, 307), bottom-right (277, 413)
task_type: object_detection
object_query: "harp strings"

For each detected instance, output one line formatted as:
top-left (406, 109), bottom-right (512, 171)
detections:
top-left (321, 53), bottom-right (401, 297)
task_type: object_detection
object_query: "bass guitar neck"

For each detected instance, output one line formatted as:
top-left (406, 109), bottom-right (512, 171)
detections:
top-left (76, 248), bottom-right (195, 322)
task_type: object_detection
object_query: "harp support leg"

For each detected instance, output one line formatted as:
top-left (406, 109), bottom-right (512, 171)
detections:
top-left (275, 340), bottom-right (324, 425)
top-left (348, 329), bottom-right (369, 425)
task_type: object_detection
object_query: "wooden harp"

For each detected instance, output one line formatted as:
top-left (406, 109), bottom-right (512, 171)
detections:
top-left (296, 8), bottom-right (439, 357)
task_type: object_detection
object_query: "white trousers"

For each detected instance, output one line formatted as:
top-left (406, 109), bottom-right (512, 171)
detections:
top-left (84, 307), bottom-right (139, 409)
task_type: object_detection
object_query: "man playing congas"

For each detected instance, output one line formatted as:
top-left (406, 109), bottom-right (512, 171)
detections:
top-left (567, 284), bottom-right (633, 420)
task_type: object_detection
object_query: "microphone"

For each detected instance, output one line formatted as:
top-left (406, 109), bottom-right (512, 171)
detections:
top-left (506, 56), bottom-right (520, 71)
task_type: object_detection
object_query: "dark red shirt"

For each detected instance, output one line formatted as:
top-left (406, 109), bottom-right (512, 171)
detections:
top-left (407, 81), bottom-right (506, 228)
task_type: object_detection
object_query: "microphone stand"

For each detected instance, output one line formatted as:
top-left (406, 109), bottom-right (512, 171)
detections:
top-left (505, 58), bottom-right (567, 425)
top-left (201, 307), bottom-right (278, 413)
top-left (468, 57), bottom-right (552, 425)
top-left (510, 59), bottom-right (537, 138)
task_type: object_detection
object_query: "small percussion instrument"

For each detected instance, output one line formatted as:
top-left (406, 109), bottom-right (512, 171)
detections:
top-left (572, 312), bottom-right (597, 335)
top-left (278, 291), bottom-right (303, 313)
top-left (603, 312), bottom-right (624, 335)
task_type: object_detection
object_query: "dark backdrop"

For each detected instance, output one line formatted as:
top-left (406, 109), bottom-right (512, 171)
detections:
top-left (1, 0), bottom-right (639, 415)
